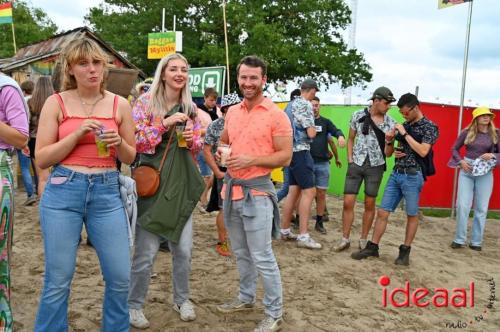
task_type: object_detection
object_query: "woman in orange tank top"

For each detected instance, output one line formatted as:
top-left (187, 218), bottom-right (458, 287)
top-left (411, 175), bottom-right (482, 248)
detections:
top-left (34, 37), bottom-right (136, 332)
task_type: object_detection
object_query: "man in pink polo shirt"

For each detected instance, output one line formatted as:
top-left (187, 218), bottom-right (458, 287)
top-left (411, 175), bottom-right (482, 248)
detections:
top-left (216, 56), bottom-right (292, 332)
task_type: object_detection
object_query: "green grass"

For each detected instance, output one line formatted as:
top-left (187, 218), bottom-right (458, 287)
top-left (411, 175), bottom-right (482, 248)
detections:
top-left (420, 208), bottom-right (500, 220)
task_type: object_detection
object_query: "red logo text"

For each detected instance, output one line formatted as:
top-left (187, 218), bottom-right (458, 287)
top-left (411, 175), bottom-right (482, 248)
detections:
top-left (379, 275), bottom-right (474, 308)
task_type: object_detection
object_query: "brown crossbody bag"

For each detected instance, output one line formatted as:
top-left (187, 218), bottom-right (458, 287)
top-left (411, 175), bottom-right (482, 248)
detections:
top-left (132, 129), bottom-right (175, 197)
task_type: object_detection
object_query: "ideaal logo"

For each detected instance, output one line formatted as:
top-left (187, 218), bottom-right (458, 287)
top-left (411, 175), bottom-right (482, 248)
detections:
top-left (378, 275), bottom-right (496, 328)
top-left (378, 275), bottom-right (474, 308)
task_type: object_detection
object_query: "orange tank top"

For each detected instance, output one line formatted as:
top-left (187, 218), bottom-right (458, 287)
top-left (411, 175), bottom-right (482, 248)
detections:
top-left (55, 93), bottom-right (119, 168)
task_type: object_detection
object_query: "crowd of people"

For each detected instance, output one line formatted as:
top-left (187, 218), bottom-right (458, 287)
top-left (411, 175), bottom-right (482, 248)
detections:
top-left (0, 36), bottom-right (498, 331)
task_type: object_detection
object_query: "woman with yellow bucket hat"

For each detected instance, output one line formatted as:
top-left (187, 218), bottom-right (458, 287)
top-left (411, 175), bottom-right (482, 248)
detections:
top-left (448, 106), bottom-right (500, 251)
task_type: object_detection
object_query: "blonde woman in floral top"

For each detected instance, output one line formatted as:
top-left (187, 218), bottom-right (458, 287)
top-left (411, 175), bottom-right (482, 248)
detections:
top-left (129, 53), bottom-right (205, 328)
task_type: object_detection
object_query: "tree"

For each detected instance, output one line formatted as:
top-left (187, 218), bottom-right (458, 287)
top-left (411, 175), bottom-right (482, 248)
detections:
top-left (86, 0), bottom-right (372, 90)
top-left (0, 1), bottom-right (58, 58)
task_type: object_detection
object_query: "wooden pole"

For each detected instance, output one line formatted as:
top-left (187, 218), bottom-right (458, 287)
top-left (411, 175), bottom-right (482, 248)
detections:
top-left (222, 0), bottom-right (230, 94)
top-left (11, 22), bottom-right (17, 54)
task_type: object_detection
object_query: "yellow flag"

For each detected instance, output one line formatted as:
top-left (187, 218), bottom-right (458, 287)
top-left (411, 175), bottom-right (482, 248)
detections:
top-left (438, 0), bottom-right (472, 9)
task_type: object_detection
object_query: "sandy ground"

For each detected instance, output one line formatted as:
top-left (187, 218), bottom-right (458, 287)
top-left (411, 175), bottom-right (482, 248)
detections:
top-left (10, 186), bottom-right (500, 332)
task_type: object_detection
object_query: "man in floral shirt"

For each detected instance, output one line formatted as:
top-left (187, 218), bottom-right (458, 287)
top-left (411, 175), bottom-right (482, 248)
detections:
top-left (203, 93), bottom-right (241, 257)
top-left (334, 86), bottom-right (397, 253)
top-left (280, 79), bottom-right (322, 249)
top-left (352, 93), bottom-right (438, 266)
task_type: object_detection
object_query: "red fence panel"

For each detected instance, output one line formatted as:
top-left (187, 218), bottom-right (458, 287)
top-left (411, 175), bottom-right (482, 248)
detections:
top-left (418, 102), bottom-right (500, 209)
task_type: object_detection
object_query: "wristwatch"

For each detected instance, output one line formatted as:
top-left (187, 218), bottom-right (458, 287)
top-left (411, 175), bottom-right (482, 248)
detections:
top-left (402, 132), bottom-right (408, 138)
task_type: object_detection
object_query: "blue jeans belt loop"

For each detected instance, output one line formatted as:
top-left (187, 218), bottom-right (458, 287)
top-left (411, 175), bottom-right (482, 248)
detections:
top-left (393, 166), bottom-right (420, 175)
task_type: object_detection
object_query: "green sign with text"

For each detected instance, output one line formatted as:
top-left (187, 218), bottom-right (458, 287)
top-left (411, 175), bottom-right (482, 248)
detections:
top-left (188, 66), bottom-right (225, 98)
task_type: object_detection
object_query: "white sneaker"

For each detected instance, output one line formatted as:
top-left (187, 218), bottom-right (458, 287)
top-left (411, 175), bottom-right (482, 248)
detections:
top-left (253, 316), bottom-right (284, 332)
top-left (280, 231), bottom-right (298, 241)
top-left (359, 238), bottom-right (368, 250)
top-left (129, 309), bottom-right (150, 329)
top-left (297, 236), bottom-right (322, 249)
top-left (173, 300), bottom-right (196, 321)
top-left (333, 238), bottom-right (350, 252)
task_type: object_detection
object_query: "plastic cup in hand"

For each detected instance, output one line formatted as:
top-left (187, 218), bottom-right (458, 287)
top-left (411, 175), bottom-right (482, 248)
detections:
top-left (176, 125), bottom-right (187, 148)
top-left (95, 127), bottom-right (110, 157)
top-left (219, 144), bottom-right (231, 167)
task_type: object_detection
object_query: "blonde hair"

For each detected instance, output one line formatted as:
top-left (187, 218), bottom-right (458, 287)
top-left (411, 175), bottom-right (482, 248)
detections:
top-left (464, 116), bottom-right (498, 145)
top-left (60, 37), bottom-right (109, 93)
top-left (148, 53), bottom-right (195, 118)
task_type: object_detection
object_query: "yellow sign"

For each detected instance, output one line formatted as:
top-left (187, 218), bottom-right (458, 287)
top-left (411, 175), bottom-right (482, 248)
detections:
top-left (148, 32), bottom-right (176, 59)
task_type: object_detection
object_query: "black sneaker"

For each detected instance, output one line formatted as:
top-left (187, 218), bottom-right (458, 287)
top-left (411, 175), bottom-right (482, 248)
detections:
top-left (450, 241), bottom-right (465, 249)
top-left (468, 244), bottom-right (482, 251)
top-left (315, 221), bottom-right (327, 234)
top-left (351, 241), bottom-right (379, 260)
top-left (395, 244), bottom-right (411, 266)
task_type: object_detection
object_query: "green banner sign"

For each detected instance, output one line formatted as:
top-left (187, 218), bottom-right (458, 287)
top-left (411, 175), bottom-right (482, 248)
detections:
top-left (188, 66), bottom-right (226, 98)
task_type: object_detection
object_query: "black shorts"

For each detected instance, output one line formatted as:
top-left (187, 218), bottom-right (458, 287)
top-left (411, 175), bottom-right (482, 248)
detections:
top-left (343, 159), bottom-right (385, 197)
top-left (28, 137), bottom-right (36, 159)
top-left (206, 166), bottom-right (226, 212)
top-left (289, 150), bottom-right (315, 189)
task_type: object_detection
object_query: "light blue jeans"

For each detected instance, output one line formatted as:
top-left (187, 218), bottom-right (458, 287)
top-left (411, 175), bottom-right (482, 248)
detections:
top-left (225, 196), bottom-right (283, 319)
top-left (34, 166), bottom-right (130, 332)
top-left (16, 149), bottom-right (34, 197)
top-left (454, 170), bottom-right (493, 247)
top-left (128, 217), bottom-right (193, 308)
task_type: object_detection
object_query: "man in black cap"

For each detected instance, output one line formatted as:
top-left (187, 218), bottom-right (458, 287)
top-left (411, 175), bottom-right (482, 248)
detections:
top-left (351, 93), bottom-right (438, 266)
top-left (280, 79), bottom-right (323, 249)
top-left (333, 86), bottom-right (397, 253)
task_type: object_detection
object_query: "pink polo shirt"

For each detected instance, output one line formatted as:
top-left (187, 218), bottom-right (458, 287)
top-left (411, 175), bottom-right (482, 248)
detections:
top-left (222, 97), bottom-right (292, 200)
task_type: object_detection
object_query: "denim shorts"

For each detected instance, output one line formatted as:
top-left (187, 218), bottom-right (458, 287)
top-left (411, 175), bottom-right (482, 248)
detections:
top-left (313, 161), bottom-right (330, 189)
top-left (344, 159), bottom-right (385, 197)
top-left (379, 171), bottom-right (424, 216)
top-left (196, 151), bottom-right (213, 177)
top-left (289, 150), bottom-right (315, 189)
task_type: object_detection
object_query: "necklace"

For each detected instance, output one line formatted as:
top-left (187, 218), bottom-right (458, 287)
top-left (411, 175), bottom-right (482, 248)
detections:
top-left (76, 90), bottom-right (104, 117)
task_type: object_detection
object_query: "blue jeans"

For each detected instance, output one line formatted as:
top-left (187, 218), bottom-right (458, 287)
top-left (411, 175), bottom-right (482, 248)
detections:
top-left (454, 170), bottom-right (493, 246)
top-left (128, 217), bottom-right (193, 308)
top-left (225, 196), bottom-right (283, 318)
top-left (196, 151), bottom-right (212, 177)
top-left (379, 171), bottom-right (424, 216)
top-left (277, 167), bottom-right (289, 203)
top-left (313, 161), bottom-right (330, 189)
top-left (16, 149), bottom-right (34, 197)
top-left (34, 166), bottom-right (130, 332)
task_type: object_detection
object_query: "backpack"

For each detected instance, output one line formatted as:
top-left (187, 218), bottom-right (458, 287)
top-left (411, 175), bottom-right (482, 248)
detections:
top-left (284, 99), bottom-right (311, 146)
top-left (404, 123), bottom-right (436, 181)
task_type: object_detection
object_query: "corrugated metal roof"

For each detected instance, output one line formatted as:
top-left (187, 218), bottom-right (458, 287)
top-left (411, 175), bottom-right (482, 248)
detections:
top-left (0, 26), bottom-right (145, 78)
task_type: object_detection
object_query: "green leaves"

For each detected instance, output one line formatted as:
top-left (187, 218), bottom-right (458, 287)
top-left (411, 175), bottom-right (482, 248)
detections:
top-left (87, 0), bottom-right (372, 90)
top-left (0, 0), bottom-right (57, 58)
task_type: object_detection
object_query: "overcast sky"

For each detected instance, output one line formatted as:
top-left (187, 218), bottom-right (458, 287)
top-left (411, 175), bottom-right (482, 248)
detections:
top-left (33, 0), bottom-right (500, 108)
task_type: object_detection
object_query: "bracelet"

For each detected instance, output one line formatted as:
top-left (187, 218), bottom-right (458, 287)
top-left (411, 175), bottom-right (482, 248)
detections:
top-left (385, 140), bottom-right (393, 145)
top-left (402, 132), bottom-right (408, 138)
